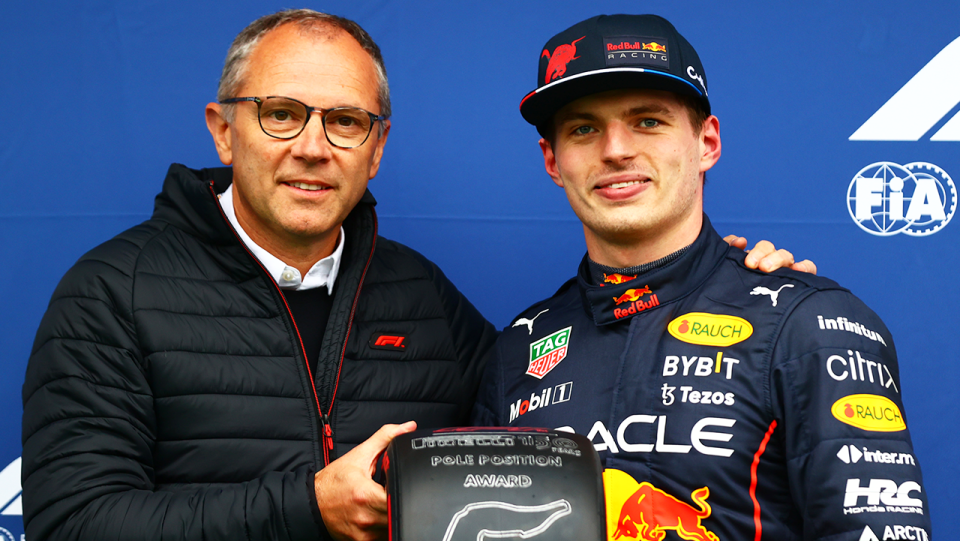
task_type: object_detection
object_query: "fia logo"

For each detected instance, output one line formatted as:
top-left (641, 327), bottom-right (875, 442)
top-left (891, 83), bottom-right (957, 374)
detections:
top-left (847, 162), bottom-right (956, 236)
top-left (850, 36), bottom-right (960, 141)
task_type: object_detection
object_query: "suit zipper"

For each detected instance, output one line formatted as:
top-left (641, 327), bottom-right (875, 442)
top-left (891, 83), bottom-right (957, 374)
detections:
top-left (208, 184), bottom-right (327, 464)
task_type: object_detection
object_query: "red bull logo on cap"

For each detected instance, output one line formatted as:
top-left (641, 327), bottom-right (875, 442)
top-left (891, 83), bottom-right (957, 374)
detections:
top-left (604, 469), bottom-right (718, 541)
top-left (542, 36), bottom-right (585, 84)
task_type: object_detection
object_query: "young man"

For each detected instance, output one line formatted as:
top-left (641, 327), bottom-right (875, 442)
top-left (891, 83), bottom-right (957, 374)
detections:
top-left (473, 14), bottom-right (931, 541)
top-left (20, 9), bottom-right (814, 541)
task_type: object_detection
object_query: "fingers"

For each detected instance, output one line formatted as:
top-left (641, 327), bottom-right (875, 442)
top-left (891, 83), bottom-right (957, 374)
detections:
top-left (365, 421), bottom-right (417, 453)
top-left (314, 422), bottom-right (417, 541)
top-left (744, 240), bottom-right (779, 269)
top-left (791, 259), bottom-right (817, 275)
top-left (723, 235), bottom-right (748, 250)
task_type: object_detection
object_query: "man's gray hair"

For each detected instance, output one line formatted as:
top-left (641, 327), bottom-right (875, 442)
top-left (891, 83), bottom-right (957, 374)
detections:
top-left (217, 9), bottom-right (391, 131)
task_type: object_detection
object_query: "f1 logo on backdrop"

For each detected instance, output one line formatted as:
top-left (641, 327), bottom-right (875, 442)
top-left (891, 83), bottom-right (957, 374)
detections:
top-left (847, 36), bottom-right (960, 236)
top-left (0, 458), bottom-right (20, 519)
top-left (850, 36), bottom-right (960, 141)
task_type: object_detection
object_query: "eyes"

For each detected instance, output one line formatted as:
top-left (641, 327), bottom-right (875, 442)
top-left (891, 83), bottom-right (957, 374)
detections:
top-left (565, 117), bottom-right (661, 139)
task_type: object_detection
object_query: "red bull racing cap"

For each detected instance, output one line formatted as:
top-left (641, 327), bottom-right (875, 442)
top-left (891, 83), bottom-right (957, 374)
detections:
top-left (520, 14), bottom-right (710, 129)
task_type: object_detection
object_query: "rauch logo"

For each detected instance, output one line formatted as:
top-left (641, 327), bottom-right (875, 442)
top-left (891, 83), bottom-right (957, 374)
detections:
top-left (667, 313), bottom-right (753, 347)
top-left (831, 394), bottom-right (906, 432)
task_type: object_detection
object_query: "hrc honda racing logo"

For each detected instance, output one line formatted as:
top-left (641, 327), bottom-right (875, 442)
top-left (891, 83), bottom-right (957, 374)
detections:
top-left (509, 382), bottom-right (573, 423)
top-left (844, 478), bottom-right (924, 515)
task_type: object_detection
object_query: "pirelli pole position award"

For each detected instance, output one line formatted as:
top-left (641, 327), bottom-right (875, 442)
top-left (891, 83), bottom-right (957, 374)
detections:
top-left (383, 427), bottom-right (605, 540)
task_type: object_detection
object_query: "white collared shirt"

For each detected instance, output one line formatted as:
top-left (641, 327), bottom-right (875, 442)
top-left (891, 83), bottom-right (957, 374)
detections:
top-left (219, 184), bottom-right (344, 294)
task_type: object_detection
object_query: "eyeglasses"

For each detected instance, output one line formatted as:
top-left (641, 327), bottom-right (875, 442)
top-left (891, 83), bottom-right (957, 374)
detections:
top-left (220, 96), bottom-right (387, 149)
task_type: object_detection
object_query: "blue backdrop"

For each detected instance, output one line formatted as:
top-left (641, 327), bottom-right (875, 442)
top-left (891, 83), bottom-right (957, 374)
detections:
top-left (2, 1), bottom-right (957, 539)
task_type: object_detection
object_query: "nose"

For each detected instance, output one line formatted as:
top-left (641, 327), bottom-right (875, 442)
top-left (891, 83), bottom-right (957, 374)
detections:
top-left (600, 121), bottom-right (638, 165)
top-left (289, 112), bottom-right (334, 163)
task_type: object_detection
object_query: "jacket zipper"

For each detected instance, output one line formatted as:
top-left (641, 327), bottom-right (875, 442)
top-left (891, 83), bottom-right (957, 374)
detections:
top-left (208, 184), bottom-right (326, 462)
top-left (320, 208), bottom-right (378, 464)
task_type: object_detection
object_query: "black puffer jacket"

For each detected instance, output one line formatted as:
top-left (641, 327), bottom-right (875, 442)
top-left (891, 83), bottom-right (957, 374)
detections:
top-left (21, 164), bottom-right (497, 540)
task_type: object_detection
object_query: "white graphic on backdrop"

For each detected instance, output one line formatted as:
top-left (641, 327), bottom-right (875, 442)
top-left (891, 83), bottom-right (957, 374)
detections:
top-left (0, 458), bottom-right (21, 516)
top-left (850, 36), bottom-right (960, 141)
top-left (847, 162), bottom-right (956, 236)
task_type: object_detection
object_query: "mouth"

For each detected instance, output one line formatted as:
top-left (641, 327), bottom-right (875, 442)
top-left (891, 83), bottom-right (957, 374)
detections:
top-left (594, 176), bottom-right (651, 201)
top-left (603, 179), bottom-right (647, 190)
top-left (283, 181), bottom-right (331, 192)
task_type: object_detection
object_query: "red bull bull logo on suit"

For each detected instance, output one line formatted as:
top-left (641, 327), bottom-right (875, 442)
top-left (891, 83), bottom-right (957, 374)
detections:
top-left (604, 469), bottom-right (718, 541)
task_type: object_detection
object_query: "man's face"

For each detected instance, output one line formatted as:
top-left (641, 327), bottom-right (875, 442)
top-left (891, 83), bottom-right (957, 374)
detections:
top-left (540, 88), bottom-right (720, 258)
top-left (206, 23), bottom-right (388, 253)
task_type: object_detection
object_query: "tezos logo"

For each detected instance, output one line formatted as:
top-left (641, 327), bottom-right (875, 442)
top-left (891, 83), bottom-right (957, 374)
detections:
top-left (847, 161), bottom-right (956, 236)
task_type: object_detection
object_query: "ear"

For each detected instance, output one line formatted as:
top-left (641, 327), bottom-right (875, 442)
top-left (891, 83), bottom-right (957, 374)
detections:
top-left (367, 119), bottom-right (391, 180)
top-left (698, 115), bottom-right (721, 174)
top-left (205, 102), bottom-right (234, 165)
top-left (539, 138), bottom-right (564, 188)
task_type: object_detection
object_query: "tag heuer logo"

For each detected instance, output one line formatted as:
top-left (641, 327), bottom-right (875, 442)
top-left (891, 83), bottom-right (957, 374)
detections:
top-left (526, 327), bottom-right (572, 379)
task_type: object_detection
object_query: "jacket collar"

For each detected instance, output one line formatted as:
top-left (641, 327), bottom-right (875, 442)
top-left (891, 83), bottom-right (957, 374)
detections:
top-left (577, 214), bottom-right (730, 326)
top-left (151, 163), bottom-right (377, 246)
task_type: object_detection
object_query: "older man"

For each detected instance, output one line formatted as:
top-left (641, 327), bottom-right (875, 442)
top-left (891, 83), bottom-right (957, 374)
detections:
top-left (473, 14), bottom-right (931, 541)
top-left (21, 10), bottom-right (495, 541)
top-left (22, 9), bottom-right (809, 541)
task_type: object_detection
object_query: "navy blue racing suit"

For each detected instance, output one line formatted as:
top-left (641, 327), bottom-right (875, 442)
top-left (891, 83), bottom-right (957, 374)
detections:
top-left (472, 215), bottom-right (931, 541)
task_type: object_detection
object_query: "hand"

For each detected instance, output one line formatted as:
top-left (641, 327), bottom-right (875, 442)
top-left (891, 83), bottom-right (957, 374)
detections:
top-left (315, 421), bottom-right (417, 541)
top-left (723, 236), bottom-right (817, 275)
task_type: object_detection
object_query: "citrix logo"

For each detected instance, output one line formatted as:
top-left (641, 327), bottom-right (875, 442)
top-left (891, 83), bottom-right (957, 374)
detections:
top-left (850, 36), bottom-right (960, 141)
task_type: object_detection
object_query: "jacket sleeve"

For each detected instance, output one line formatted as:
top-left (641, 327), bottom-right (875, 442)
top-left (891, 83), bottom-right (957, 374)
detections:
top-left (769, 288), bottom-right (932, 540)
top-left (21, 246), bottom-right (324, 541)
top-left (413, 251), bottom-right (500, 426)
top-left (470, 336), bottom-right (504, 427)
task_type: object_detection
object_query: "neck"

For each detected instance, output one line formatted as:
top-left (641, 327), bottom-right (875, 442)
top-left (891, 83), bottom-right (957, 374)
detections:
top-left (235, 208), bottom-right (339, 278)
top-left (585, 212), bottom-right (703, 269)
